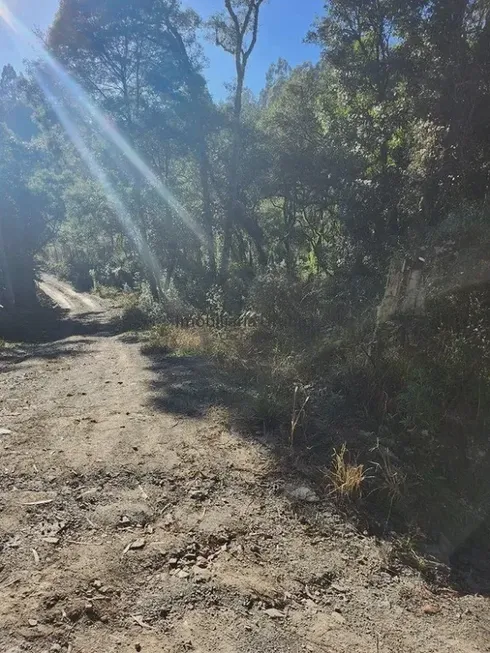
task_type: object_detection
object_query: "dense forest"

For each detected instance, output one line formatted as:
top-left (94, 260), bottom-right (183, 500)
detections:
top-left (2, 0), bottom-right (490, 559)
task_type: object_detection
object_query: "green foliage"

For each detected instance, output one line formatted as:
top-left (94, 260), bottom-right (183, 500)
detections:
top-left (0, 69), bottom-right (62, 308)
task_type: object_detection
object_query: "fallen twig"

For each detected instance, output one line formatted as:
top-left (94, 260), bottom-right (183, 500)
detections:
top-left (131, 614), bottom-right (154, 629)
top-left (138, 484), bottom-right (148, 500)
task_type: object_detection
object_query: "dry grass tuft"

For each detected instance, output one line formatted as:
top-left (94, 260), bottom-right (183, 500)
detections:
top-left (370, 441), bottom-right (406, 502)
top-left (326, 443), bottom-right (367, 499)
top-left (145, 324), bottom-right (210, 356)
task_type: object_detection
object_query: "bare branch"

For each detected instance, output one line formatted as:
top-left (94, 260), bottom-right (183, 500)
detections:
top-left (241, 2), bottom-right (256, 41)
top-left (224, 0), bottom-right (241, 35)
top-left (244, 0), bottom-right (264, 61)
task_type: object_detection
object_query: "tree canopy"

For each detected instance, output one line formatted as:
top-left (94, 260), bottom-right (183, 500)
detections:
top-left (0, 0), bottom-right (489, 308)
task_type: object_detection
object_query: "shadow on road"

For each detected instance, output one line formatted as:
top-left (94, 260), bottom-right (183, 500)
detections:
top-left (0, 295), bottom-right (123, 375)
top-left (0, 302), bottom-right (122, 344)
top-left (141, 341), bottom-right (490, 599)
top-left (146, 353), bottom-right (250, 418)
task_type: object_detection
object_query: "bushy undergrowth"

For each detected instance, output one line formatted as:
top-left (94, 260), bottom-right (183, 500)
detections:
top-left (135, 269), bottom-right (490, 559)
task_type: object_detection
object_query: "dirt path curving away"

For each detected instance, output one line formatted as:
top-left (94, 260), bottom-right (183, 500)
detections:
top-left (38, 274), bottom-right (104, 314)
top-left (0, 279), bottom-right (489, 653)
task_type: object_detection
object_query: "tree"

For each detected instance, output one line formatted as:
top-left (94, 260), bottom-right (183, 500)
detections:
top-left (48, 0), bottom-right (218, 293)
top-left (0, 67), bottom-right (60, 307)
top-left (209, 0), bottom-right (267, 279)
top-left (309, 0), bottom-right (420, 268)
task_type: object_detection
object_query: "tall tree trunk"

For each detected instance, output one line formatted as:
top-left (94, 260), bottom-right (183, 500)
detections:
top-left (161, 15), bottom-right (217, 280)
top-left (197, 145), bottom-right (216, 278)
top-left (11, 255), bottom-right (37, 307)
top-left (214, 0), bottom-right (265, 284)
top-left (220, 68), bottom-right (245, 282)
top-left (0, 218), bottom-right (14, 307)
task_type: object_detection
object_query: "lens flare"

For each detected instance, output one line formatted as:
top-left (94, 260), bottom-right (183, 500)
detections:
top-left (35, 70), bottom-right (164, 293)
top-left (0, 0), bottom-right (205, 274)
top-left (43, 53), bottom-right (205, 243)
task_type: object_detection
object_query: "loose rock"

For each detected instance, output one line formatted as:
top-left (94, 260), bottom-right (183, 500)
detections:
top-left (331, 610), bottom-right (346, 624)
top-left (264, 608), bottom-right (285, 619)
top-left (287, 486), bottom-right (320, 503)
top-left (129, 538), bottom-right (146, 550)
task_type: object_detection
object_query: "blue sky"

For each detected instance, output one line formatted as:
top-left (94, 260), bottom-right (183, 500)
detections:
top-left (0, 0), bottom-right (323, 98)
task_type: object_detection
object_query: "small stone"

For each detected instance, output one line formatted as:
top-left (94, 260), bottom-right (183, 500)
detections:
top-left (129, 538), bottom-right (146, 550)
top-left (168, 557), bottom-right (179, 567)
top-left (264, 608), bottom-right (285, 619)
top-left (50, 645), bottom-right (62, 652)
top-left (422, 604), bottom-right (440, 615)
top-left (192, 565), bottom-right (211, 582)
top-left (189, 489), bottom-right (207, 500)
top-left (163, 513), bottom-right (174, 527)
top-left (28, 618), bottom-right (38, 627)
top-left (331, 610), bottom-right (346, 624)
top-left (135, 644), bottom-right (142, 652)
top-left (177, 570), bottom-right (190, 579)
top-left (93, 580), bottom-right (103, 589)
top-left (287, 486), bottom-right (320, 503)
top-left (0, 428), bottom-right (12, 436)
top-left (100, 614), bottom-right (109, 623)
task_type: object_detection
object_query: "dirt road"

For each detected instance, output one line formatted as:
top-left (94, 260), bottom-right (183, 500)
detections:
top-left (38, 275), bottom-right (104, 315)
top-left (1, 278), bottom-right (489, 652)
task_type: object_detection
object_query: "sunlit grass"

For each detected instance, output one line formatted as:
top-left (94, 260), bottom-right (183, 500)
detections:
top-left (326, 443), bottom-right (367, 500)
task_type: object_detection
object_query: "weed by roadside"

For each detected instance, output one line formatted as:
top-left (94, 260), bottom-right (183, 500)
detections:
top-left (325, 443), bottom-right (368, 500)
top-left (132, 273), bottom-right (490, 587)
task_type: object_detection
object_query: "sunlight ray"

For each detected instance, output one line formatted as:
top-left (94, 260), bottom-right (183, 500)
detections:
top-left (35, 70), bottom-right (164, 293)
top-left (0, 1), bottom-right (205, 244)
